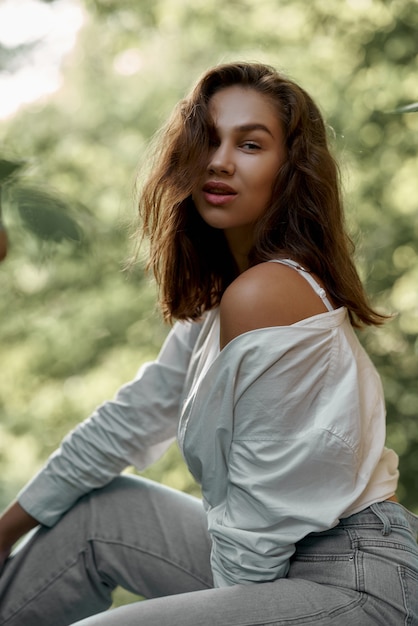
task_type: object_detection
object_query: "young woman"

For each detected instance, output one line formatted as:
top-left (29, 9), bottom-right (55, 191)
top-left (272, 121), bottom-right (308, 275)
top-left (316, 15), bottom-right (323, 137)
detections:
top-left (0, 62), bottom-right (417, 626)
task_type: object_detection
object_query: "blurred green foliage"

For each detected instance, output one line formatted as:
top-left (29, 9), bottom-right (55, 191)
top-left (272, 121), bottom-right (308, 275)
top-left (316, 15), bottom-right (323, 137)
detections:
top-left (0, 0), bottom-right (417, 606)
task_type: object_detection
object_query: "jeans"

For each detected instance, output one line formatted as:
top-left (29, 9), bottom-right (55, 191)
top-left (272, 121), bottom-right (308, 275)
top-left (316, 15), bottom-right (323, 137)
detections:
top-left (0, 475), bottom-right (417, 625)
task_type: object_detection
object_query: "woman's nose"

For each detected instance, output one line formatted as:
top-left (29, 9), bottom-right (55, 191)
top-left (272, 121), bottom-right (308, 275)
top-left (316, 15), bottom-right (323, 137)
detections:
top-left (208, 143), bottom-right (235, 176)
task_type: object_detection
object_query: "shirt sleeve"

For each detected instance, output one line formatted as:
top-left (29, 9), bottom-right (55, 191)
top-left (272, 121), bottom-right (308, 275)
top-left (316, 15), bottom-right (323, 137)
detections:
top-left (18, 319), bottom-right (202, 527)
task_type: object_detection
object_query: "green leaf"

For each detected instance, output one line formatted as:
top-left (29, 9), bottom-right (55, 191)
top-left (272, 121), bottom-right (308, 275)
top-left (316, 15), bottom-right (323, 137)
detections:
top-left (11, 185), bottom-right (83, 243)
top-left (0, 158), bottom-right (26, 184)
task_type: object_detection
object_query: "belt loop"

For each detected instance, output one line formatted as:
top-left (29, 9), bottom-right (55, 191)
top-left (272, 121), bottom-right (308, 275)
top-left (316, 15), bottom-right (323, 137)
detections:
top-left (370, 503), bottom-right (392, 536)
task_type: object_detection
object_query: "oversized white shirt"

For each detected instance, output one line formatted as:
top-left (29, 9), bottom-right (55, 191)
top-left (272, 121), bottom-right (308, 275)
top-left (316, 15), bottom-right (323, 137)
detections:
top-left (18, 306), bottom-right (399, 587)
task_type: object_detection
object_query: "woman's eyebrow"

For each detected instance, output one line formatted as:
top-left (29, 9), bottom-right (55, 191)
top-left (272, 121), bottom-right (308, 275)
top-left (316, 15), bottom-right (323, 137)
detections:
top-left (234, 123), bottom-right (275, 138)
top-left (210, 122), bottom-right (275, 139)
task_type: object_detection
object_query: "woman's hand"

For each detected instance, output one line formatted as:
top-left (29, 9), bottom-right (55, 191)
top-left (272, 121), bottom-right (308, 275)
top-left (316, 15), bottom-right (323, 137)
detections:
top-left (0, 545), bottom-right (11, 575)
top-left (0, 501), bottom-right (39, 575)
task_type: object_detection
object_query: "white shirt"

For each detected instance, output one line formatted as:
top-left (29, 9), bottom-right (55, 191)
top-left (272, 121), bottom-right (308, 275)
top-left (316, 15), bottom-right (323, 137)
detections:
top-left (178, 307), bottom-right (398, 585)
top-left (18, 306), bottom-right (399, 587)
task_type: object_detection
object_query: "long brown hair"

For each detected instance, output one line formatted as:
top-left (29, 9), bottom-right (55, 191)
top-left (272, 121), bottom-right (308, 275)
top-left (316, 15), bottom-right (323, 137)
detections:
top-left (138, 61), bottom-right (386, 327)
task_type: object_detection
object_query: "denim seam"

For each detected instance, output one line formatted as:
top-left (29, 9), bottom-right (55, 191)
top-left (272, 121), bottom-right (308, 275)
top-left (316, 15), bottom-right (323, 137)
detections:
top-left (346, 527), bottom-right (360, 548)
top-left (0, 550), bottom-right (86, 624)
top-left (397, 565), bottom-right (413, 626)
top-left (355, 548), bottom-right (365, 593)
top-left (292, 555), bottom-right (354, 563)
top-left (370, 503), bottom-right (392, 535)
top-left (89, 538), bottom-right (213, 589)
top-left (358, 539), bottom-right (418, 555)
top-left (237, 591), bottom-right (367, 625)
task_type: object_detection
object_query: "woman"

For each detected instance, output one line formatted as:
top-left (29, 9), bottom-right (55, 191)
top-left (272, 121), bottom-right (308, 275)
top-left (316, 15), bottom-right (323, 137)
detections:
top-left (0, 62), bottom-right (417, 625)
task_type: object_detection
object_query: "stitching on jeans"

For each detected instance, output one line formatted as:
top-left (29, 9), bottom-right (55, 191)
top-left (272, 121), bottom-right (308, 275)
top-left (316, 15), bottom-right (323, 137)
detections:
top-left (90, 538), bottom-right (213, 589)
top-left (235, 591), bottom-right (368, 625)
top-left (370, 503), bottom-right (392, 535)
top-left (292, 554), bottom-right (354, 563)
top-left (0, 550), bottom-right (86, 624)
top-left (397, 565), bottom-right (417, 626)
top-left (357, 539), bottom-right (418, 554)
top-left (355, 548), bottom-right (365, 593)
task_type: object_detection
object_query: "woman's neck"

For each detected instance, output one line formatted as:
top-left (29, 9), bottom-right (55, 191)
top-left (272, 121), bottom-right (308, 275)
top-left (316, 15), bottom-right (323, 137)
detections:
top-left (224, 228), bottom-right (253, 273)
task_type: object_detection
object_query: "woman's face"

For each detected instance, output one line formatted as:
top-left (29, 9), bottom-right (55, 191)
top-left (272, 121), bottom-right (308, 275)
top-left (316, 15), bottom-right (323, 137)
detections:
top-left (192, 85), bottom-right (286, 259)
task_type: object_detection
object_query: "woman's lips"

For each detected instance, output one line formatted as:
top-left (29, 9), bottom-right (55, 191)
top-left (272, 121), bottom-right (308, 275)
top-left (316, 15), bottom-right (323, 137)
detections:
top-left (202, 181), bottom-right (237, 206)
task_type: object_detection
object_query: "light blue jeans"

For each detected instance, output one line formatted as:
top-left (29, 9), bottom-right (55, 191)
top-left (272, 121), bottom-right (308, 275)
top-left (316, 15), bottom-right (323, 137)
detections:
top-left (0, 476), bottom-right (417, 625)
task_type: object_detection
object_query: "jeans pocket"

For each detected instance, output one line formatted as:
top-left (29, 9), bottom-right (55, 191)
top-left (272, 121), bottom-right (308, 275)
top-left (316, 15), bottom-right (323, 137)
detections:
top-left (289, 552), bottom-right (358, 591)
top-left (398, 566), bottom-right (418, 626)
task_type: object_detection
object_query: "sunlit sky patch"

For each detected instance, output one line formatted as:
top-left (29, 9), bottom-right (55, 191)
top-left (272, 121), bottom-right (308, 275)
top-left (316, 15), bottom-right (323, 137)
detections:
top-left (0, 0), bottom-right (84, 119)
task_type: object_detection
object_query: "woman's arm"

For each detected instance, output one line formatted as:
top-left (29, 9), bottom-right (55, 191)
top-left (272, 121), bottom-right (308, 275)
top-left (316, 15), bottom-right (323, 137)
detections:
top-left (0, 502), bottom-right (38, 573)
top-left (1, 318), bottom-right (203, 551)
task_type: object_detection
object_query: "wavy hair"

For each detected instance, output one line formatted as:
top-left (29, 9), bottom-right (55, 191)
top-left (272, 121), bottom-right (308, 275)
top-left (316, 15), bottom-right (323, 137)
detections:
top-left (138, 61), bottom-right (386, 326)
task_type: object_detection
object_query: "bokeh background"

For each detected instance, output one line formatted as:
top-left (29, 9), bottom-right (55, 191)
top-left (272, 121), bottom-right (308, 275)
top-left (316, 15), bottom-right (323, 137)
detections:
top-left (1, 0), bottom-right (417, 607)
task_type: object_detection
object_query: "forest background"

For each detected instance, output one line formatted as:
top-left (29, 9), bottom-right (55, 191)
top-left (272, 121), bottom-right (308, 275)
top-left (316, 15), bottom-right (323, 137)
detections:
top-left (0, 0), bottom-right (417, 608)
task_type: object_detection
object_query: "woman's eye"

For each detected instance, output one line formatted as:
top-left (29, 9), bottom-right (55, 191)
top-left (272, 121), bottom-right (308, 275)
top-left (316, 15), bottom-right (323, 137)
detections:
top-left (241, 142), bottom-right (260, 151)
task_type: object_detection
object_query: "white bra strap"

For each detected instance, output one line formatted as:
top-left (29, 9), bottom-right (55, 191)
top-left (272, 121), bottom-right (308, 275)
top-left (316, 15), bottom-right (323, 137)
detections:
top-left (268, 258), bottom-right (334, 312)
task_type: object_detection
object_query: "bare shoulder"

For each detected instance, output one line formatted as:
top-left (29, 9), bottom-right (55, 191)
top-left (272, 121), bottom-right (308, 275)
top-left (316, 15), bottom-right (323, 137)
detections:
top-left (219, 262), bottom-right (329, 349)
